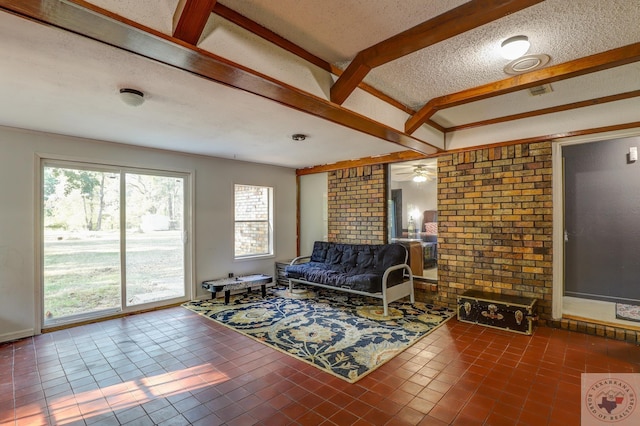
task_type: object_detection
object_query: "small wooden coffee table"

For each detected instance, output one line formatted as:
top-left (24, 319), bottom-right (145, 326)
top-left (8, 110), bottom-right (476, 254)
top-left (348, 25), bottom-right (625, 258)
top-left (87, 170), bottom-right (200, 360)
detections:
top-left (202, 274), bottom-right (273, 304)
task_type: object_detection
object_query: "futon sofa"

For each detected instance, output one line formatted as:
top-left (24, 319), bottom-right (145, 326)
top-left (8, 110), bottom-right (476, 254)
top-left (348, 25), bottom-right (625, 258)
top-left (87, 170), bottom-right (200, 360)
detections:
top-left (285, 241), bottom-right (414, 315)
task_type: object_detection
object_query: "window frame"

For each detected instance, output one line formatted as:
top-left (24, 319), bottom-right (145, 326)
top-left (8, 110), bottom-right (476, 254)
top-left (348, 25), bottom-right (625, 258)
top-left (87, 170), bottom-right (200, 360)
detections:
top-left (233, 184), bottom-right (274, 259)
top-left (39, 157), bottom-right (193, 329)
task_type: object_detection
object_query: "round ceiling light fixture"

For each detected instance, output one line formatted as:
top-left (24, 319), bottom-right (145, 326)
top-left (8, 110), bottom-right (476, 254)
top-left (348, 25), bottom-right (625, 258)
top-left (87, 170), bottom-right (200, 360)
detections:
top-left (291, 133), bottom-right (307, 141)
top-left (504, 54), bottom-right (550, 75)
top-left (119, 88), bottom-right (145, 107)
top-left (500, 35), bottom-right (530, 60)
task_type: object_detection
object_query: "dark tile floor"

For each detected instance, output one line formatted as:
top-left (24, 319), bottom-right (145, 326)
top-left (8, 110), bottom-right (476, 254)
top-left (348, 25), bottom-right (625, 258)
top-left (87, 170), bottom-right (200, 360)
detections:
top-left (1, 305), bottom-right (639, 425)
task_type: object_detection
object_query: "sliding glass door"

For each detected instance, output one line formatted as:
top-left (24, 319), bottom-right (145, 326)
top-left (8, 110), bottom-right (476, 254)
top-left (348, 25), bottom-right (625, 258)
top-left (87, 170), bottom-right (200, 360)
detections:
top-left (43, 166), bottom-right (121, 321)
top-left (125, 173), bottom-right (185, 306)
top-left (42, 162), bottom-right (189, 326)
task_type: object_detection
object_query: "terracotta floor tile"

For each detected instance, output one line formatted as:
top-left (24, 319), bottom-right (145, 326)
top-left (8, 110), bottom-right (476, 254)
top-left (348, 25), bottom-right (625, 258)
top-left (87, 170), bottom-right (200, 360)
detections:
top-left (1, 307), bottom-right (639, 425)
top-left (387, 388), bottom-right (415, 405)
top-left (180, 404), bottom-right (212, 423)
top-left (360, 407), bottom-right (393, 425)
top-left (313, 400), bottom-right (341, 418)
top-left (428, 402), bottom-right (460, 424)
top-left (329, 410), bottom-right (358, 425)
top-left (247, 402), bottom-right (278, 421)
top-left (280, 401), bottom-right (309, 420)
top-left (297, 409), bottom-right (326, 426)
top-left (485, 410), bottom-right (519, 426)
top-left (417, 387), bottom-right (445, 405)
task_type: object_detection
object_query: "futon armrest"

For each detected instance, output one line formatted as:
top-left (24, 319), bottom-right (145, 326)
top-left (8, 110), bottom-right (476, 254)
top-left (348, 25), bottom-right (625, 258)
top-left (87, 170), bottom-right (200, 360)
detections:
top-left (382, 263), bottom-right (412, 290)
top-left (290, 255), bottom-right (311, 265)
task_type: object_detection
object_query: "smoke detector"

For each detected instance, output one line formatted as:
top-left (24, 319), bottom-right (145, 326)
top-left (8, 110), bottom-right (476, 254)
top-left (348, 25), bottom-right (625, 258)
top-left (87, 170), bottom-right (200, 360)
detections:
top-left (119, 88), bottom-right (145, 107)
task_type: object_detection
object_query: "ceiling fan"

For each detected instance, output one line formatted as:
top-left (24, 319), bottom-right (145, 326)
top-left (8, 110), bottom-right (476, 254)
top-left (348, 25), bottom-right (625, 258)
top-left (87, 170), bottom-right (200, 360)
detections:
top-left (397, 164), bottom-right (436, 182)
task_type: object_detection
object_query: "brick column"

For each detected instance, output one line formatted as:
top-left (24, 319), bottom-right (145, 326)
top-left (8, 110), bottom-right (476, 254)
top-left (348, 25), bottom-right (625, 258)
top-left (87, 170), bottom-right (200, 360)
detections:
top-left (437, 142), bottom-right (553, 319)
top-left (327, 165), bottom-right (386, 244)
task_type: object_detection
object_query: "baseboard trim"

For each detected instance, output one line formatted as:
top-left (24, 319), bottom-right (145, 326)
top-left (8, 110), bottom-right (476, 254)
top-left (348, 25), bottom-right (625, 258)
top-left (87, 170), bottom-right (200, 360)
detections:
top-left (563, 314), bottom-right (640, 332)
top-left (0, 328), bottom-right (35, 343)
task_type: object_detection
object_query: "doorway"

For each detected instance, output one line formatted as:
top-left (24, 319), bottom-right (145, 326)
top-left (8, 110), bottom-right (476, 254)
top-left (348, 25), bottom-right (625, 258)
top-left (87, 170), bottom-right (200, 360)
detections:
top-left (388, 159), bottom-right (438, 281)
top-left (564, 138), bottom-right (640, 303)
top-left (554, 134), bottom-right (640, 323)
top-left (42, 161), bottom-right (190, 327)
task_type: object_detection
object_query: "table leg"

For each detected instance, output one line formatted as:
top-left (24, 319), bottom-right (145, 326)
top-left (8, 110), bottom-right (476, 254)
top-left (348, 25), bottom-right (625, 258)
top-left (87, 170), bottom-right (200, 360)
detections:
top-left (224, 290), bottom-right (231, 304)
top-left (261, 284), bottom-right (266, 298)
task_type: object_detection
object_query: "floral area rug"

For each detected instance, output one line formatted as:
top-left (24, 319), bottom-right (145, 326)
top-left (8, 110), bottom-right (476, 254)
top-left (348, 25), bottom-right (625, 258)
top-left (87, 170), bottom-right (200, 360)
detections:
top-left (616, 303), bottom-right (640, 322)
top-left (182, 287), bottom-right (454, 383)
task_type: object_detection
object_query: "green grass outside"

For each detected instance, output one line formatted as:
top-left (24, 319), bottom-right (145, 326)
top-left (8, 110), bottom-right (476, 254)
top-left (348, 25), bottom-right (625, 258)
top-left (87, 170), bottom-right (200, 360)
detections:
top-left (44, 231), bottom-right (184, 320)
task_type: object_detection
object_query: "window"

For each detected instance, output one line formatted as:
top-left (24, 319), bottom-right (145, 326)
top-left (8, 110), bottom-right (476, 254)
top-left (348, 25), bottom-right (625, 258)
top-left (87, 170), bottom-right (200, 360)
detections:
top-left (42, 160), bottom-right (191, 327)
top-left (234, 184), bottom-right (273, 258)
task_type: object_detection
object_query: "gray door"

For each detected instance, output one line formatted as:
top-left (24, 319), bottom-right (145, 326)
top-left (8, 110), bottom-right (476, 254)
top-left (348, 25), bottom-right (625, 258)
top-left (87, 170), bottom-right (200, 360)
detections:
top-left (564, 136), bottom-right (640, 303)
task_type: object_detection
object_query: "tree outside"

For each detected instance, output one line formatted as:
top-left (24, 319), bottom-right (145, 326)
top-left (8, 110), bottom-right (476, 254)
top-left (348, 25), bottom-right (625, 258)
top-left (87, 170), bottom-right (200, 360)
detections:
top-left (43, 166), bottom-right (185, 322)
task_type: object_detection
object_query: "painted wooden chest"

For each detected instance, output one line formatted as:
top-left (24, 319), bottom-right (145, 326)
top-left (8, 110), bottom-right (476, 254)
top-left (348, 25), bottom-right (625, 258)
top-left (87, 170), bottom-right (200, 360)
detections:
top-left (457, 290), bottom-right (538, 335)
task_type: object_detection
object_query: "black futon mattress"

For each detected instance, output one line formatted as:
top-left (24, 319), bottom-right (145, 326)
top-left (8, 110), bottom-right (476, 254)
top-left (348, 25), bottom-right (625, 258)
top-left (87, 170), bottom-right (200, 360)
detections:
top-left (285, 241), bottom-right (407, 294)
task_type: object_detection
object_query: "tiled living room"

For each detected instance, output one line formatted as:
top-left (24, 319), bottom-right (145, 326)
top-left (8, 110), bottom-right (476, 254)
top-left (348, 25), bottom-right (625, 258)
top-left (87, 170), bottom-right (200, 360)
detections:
top-left (2, 1), bottom-right (640, 425)
top-left (2, 304), bottom-right (640, 425)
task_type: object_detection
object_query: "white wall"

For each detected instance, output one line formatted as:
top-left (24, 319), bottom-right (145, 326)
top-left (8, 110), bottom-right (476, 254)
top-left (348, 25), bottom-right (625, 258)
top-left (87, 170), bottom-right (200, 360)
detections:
top-left (0, 126), bottom-right (297, 342)
top-left (299, 173), bottom-right (328, 256)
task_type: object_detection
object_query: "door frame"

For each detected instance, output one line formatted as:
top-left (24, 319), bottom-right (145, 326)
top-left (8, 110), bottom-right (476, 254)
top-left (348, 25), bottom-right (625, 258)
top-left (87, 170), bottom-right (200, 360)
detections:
top-left (36, 155), bottom-right (194, 332)
top-left (552, 129), bottom-right (640, 320)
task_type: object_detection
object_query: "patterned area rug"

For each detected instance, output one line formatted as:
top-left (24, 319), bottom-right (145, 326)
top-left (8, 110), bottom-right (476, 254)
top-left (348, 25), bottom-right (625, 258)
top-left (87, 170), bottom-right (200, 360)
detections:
top-left (616, 303), bottom-right (640, 322)
top-left (183, 287), bottom-right (454, 383)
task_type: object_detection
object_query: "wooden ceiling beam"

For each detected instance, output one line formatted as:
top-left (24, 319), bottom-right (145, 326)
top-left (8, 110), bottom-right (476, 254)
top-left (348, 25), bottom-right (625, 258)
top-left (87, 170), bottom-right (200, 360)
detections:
top-left (444, 89), bottom-right (640, 132)
top-left (296, 150), bottom-right (429, 176)
top-left (0, 0), bottom-right (439, 155)
top-left (173, 0), bottom-right (216, 45)
top-left (298, 120), bottom-right (640, 176)
top-left (330, 0), bottom-right (544, 105)
top-left (407, 42), bottom-right (640, 134)
top-left (212, 5), bottom-right (425, 118)
top-left (213, 3), bottom-right (331, 72)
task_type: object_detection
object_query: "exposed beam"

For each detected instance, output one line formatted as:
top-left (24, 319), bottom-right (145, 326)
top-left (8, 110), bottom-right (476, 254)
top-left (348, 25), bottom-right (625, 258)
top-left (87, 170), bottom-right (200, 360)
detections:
top-left (213, 3), bottom-right (330, 72)
top-left (0, 0), bottom-right (440, 155)
top-left (330, 0), bottom-right (544, 105)
top-left (213, 6), bottom-right (424, 120)
top-left (173, 0), bottom-right (216, 45)
top-left (443, 121), bottom-right (640, 155)
top-left (296, 150), bottom-right (430, 176)
top-left (445, 90), bottom-right (640, 132)
top-left (297, 120), bottom-right (640, 175)
top-left (407, 42), bottom-right (640, 134)
top-left (213, 3), bottom-right (448, 134)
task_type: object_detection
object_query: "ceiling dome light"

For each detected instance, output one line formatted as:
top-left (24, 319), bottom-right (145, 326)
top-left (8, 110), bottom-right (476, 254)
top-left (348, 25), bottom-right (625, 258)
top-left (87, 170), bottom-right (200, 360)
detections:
top-left (412, 175), bottom-right (427, 183)
top-left (500, 35), bottom-right (530, 60)
top-left (119, 88), bottom-right (145, 107)
top-left (503, 54), bottom-right (550, 75)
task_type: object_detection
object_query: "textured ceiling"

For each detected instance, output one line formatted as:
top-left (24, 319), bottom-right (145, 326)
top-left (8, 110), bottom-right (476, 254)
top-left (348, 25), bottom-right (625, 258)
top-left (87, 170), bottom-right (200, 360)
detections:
top-left (217, 0), bottom-right (469, 63)
top-left (434, 63), bottom-right (640, 127)
top-left (0, 10), bottom-right (402, 169)
top-left (86, 0), bottom-right (640, 111)
top-left (1, 0), bottom-right (639, 169)
top-left (366, 0), bottom-right (640, 109)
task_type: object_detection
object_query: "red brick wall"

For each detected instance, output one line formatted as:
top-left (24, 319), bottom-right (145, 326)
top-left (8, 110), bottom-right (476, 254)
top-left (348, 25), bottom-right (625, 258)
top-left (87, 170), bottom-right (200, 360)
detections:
top-left (327, 165), bottom-right (386, 244)
top-left (437, 142), bottom-right (553, 319)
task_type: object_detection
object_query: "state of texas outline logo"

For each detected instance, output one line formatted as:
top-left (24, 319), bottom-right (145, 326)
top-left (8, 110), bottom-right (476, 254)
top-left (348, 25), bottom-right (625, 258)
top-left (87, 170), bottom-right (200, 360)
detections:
top-left (585, 378), bottom-right (637, 422)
